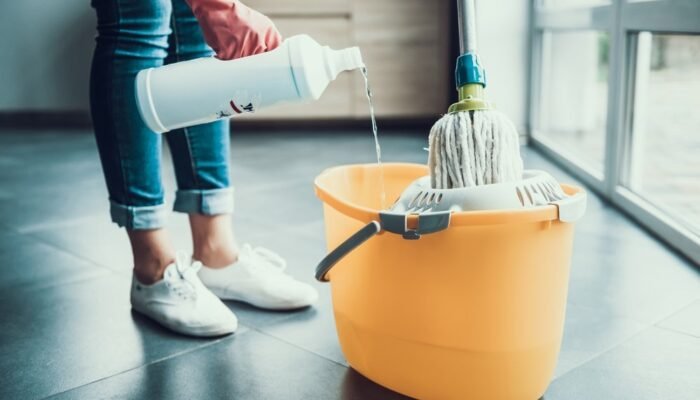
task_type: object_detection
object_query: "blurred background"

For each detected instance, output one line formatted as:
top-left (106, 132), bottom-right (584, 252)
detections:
top-left (0, 0), bottom-right (527, 129)
top-left (0, 1), bottom-right (698, 399)
top-left (0, 0), bottom-right (698, 262)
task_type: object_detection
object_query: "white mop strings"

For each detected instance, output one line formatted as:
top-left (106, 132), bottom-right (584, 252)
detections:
top-left (428, 110), bottom-right (523, 189)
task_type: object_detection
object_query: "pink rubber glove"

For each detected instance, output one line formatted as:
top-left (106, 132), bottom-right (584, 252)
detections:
top-left (186, 0), bottom-right (282, 60)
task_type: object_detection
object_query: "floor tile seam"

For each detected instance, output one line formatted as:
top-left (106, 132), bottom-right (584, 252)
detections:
top-left (551, 325), bottom-right (660, 382)
top-left (239, 308), bottom-right (308, 332)
top-left (554, 313), bottom-right (651, 379)
top-left (24, 231), bottom-right (128, 276)
top-left (644, 294), bottom-right (700, 326)
top-left (40, 328), bottom-right (253, 400)
top-left (566, 296), bottom-right (698, 327)
top-left (555, 335), bottom-right (642, 380)
top-left (564, 299), bottom-right (652, 327)
top-left (0, 271), bottom-right (112, 300)
top-left (238, 219), bottom-right (326, 238)
top-left (0, 222), bottom-right (20, 235)
top-left (240, 177), bottom-right (322, 195)
top-left (278, 221), bottom-right (326, 238)
top-left (569, 290), bottom-right (700, 329)
top-left (654, 295), bottom-right (700, 326)
top-left (653, 324), bottom-right (700, 339)
top-left (250, 326), bottom-right (348, 369)
top-left (17, 214), bottom-right (107, 235)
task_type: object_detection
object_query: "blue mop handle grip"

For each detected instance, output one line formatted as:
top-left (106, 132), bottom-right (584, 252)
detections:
top-left (455, 53), bottom-right (487, 88)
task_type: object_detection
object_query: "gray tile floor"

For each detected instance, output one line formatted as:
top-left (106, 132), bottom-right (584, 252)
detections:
top-left (0, 129), bottom-right (698, 400)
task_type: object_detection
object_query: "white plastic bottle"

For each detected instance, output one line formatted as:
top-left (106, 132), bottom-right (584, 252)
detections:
top-left (135, 34), bottom-right (364, 133)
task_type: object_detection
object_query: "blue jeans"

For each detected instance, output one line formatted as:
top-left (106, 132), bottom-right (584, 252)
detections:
top-left (90, 0), bottom-right (233, 230)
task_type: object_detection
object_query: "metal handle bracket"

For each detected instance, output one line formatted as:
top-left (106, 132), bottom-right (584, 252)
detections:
top-left (315, 211), bottom-right (452, 282)
top-left (379, 211), bottom-right (452, 240)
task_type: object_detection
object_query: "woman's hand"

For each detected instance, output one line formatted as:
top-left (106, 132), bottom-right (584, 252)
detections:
top-left (187, 0), bottom-right (282, 60)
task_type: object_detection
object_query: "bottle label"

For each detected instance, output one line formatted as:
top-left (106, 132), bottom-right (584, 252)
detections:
top-left (216, 90), bottom-right (262, 118)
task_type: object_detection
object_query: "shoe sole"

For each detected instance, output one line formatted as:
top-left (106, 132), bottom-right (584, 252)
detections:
top-left (131, 305), bottom-right (238, 337)
top-left (208, 287), bottom-right (316, 311)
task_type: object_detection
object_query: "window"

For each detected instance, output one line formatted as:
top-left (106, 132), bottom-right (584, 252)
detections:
top-left (530, 0), bottom-right (700, 263)
top-left (625, 33), bottom-right (700, 235)
top-left (539, 30), bottom-right (609, 172)
top-left (542, 0), bottom-right (610, 9)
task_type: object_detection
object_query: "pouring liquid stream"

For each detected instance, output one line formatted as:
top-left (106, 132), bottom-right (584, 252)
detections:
top-left (360, 67), bottom-right (387, 208)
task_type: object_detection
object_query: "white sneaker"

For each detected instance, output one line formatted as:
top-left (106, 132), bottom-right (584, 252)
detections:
top-left (198, 244), bottom-right (319, 310)
top-left (130, 252), bottom-right (238, 337)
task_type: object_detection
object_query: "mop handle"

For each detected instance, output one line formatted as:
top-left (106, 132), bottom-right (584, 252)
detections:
top-left (457, 0), bottom-right (477, 54)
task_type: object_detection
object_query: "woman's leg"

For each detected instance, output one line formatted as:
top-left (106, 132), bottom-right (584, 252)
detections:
top-left (90, 0), bottom-right (175, 281)
top-left (189, 214), bottom-right (238, 267)
top-left (126, 229), bottom-right (175, 284)
top-left (162, 0), bottom-right (317, 310)
top-left (89, 0), bottom-right (238, 337)
top-left (164, 0), bottom-right (238, 268)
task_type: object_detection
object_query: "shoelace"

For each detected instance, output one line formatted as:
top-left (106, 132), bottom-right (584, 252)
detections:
top-left (241, 244), bottom-right (287, 275)
top-left (167, 251), bottom-right (202, 300)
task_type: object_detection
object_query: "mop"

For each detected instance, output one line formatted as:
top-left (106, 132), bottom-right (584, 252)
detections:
top-left (315, 2), bottom-right (588, 280)
top-left (429, 0), bottom-right (523, 189)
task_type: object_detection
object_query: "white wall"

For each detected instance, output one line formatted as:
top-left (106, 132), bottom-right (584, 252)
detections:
top-left (0, 0), bottom-right (530, 133)
top-left (0, 1), bottom-right (96, 110)
top-left (475, 0), bottom-right (531, 134)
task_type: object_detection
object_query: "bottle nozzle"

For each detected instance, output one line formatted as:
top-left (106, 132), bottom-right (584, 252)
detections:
top-left (340, 47), bottom-right (365, 71)
top-left (324, 46), bottom-right (365, 80)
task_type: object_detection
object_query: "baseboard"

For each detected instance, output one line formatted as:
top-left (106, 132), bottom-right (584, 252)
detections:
top-left (0, 111), bottom-right (92, 129)
top-left (0, 110), bottom-right (438, 133)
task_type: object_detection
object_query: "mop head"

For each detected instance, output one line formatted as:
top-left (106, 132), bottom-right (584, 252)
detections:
top-left (428, 110), bottom-right (523, 189)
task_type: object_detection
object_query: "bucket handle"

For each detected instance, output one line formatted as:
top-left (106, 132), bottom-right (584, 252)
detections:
top-left (315, 221), bottom-right (381, 282)
top-left (315, 211), bottom-right (452, 282)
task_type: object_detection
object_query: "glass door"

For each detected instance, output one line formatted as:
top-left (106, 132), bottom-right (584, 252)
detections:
top-left (529, 0), bottom-right (700, 264)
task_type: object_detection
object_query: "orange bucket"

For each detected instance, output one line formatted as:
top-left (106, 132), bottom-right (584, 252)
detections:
top-left (314, 163), bottom-right (586, 400)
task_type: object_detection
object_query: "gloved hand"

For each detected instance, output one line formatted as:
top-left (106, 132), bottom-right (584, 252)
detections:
top-left (186, 0), bottom-right (282, 60)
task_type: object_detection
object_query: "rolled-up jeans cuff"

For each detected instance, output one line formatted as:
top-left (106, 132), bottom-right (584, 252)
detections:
top-left (173, 187), bottom-right (234, 215)
top-left (110, 201), bottom-right (168, 230)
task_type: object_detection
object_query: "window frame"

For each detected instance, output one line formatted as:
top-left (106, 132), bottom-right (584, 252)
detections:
top-left (528, 0), bottom-right (700, 264)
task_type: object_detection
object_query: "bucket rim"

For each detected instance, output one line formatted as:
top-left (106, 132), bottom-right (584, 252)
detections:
top-left (314, 163), bottom-right (584, 226)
